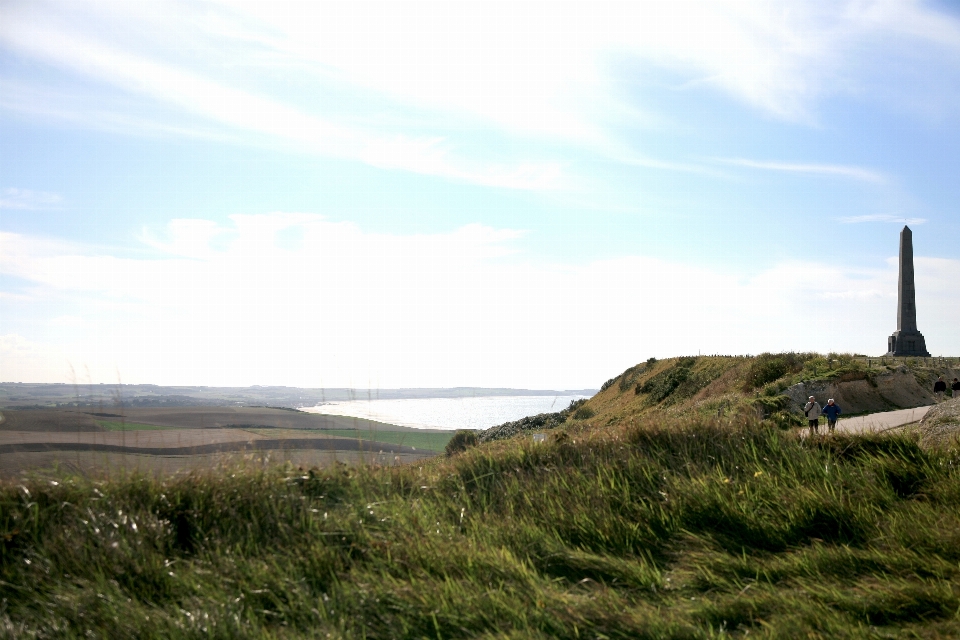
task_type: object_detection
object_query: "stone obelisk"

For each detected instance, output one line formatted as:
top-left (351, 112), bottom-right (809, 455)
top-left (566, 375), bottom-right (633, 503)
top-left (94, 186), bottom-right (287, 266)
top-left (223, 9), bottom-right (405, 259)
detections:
top-left (886, 225), bottom-right (930, 356)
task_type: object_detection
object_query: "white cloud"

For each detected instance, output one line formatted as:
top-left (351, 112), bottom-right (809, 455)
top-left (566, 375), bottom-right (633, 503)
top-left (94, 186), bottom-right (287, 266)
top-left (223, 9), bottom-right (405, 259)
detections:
top-left (4, 0), bottom-right (960, 189)
top-left (838, 214), bottom-right (927, 224)
top-left (0, 78), bottom-right (242, 144)
top-left (210, 0), bottom-right (960, 124)
top-left (0, 16), bottom-right (562, 190)
top-left (3, 214), bottom-right (958, 387)
top-left (0, 188), bottom-right (63, 210)
top-left (713, 158), bottom-right (884, 182)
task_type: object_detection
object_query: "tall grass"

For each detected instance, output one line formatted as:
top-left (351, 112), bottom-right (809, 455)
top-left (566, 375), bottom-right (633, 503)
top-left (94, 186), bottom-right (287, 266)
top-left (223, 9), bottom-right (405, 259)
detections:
top-left (3, 414), bottom-right (960, 638)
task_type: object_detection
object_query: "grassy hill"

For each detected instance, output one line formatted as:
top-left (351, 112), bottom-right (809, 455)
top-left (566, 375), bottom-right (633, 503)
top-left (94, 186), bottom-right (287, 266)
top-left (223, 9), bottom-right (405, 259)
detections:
top-left (480, 353), bottom-right (960, 443)
top-left (4, 355), bottom-right (960, 638)
top-left (585, 352), bottom-right (959, 421)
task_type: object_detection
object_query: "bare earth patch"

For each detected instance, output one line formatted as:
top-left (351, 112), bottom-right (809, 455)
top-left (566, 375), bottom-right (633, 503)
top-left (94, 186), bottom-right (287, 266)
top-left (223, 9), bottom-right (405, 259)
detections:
top-left (0, 410), bottom-right (102, 432)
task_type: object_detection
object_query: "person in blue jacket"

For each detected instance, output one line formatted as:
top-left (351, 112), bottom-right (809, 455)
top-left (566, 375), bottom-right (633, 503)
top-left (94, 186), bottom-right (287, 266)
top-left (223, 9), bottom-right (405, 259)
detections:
top-left (822, 398), bottom-right (841, 432)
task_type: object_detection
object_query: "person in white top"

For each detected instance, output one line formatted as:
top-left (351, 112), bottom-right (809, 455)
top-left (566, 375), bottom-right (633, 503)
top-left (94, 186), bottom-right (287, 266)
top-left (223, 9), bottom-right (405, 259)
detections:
top-left (803, 396), bottom-right (822, 434)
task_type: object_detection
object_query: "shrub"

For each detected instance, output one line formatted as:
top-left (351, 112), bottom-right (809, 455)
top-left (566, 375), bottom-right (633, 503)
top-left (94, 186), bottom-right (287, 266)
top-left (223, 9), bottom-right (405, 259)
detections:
top-left (618, 365), bottom-right (644, 393)
top-left (769, 410), bottom-right (804, 430)
top-left (672, 359), bottom-right (727, 403)
top-left (572, 406), bottom-right (596, 420)
top-left (752, 394), bottom-right (792, 417)
top-left (444, 429), bottom-right (479, 456)
top-left (600, 376), bottom-right (618, 392)
top-left (744, 352), bottom-right (812, 390)
top-left (800, 353), bottom-right (870, 383)
top-left (637, 357), bottom-right (697, 403)
top-left (479, 402), bottom-right (579, 443)
top-left (746, 358), bottom-right (788, 389)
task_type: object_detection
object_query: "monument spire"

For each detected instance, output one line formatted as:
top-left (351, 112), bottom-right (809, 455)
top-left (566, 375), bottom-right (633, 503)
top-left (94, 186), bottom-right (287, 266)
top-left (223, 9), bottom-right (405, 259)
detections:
top-left (896, 226), bottom-right (918, 333)
top-left (886, 225), bottom-right (930, 356)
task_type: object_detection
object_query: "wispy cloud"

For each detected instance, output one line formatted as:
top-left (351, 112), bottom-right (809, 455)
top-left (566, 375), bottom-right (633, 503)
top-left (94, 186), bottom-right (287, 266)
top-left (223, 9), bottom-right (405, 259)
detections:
top-left (4, 0), bottom-right (960, 188)
top-left (838, 214), bottom-right (927, 225)
top-left (712, 157), bottom-right (884, 183)
top-left (216, 0), bottom-right (960, 125)
top-left (617, 154), bottom-right (728, 178)
top-left (0, 79), bottom-right (243, 144)
top-left (0, 188), bottom-right (63, 210)
top-left (0, 18), bottom-right (563, 191)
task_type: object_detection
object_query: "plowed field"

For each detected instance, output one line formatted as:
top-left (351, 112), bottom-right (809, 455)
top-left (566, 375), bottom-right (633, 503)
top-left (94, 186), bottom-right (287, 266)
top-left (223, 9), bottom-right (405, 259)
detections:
top-left (0, 407), bottom-right (449, 477)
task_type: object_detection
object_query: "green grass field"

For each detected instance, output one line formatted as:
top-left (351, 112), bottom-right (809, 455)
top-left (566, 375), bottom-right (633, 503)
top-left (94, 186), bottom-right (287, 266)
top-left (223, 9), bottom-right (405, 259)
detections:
top-left (4, 412), bottom-right (960, 638)
top-left (96, 420), bottom-right (183, 432)
top-left (93, 421), bottom-right (453, 452)
top-left (300, 428), bottom-right (453, 452)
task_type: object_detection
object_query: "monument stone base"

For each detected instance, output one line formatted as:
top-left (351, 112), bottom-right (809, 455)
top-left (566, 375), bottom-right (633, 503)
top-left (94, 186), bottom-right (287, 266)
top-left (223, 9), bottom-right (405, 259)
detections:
top-left (885, 331), bottom-right (931, 357)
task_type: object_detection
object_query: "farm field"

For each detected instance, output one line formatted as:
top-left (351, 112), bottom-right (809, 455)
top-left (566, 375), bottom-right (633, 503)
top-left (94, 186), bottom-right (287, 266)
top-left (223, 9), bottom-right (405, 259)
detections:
top-left (243, 428), bottom-right (455, 452)
top-left (95, 406), bottom-right (437, 431)
top-left (1, 405), bottom-right (458, 434)
top-left (0, 407), bottom-right (451, 477)
top-left (97, 420), bottom-right (182, 431)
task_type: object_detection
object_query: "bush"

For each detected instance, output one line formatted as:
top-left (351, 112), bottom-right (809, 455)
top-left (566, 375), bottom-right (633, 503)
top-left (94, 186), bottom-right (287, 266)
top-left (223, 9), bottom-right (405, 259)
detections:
top-left (744, 352), bottom-right (812, 390)
top-left (752, 394), bottom-right (792, 417)
top-left (444, 429), bottom-right (479, 456)
top-left (617, 365), bottom-right (644, 393)
top-left (600, 376), bottom-right (618, 392)
top-left (800, 353), bottom-right (870, 383)
top-left (637, 357), bottom-right (697, 403)
top-left (572, 406), bottom-right (596, 420)
top-left (769, 410), bottom-right (804, 429)
top-left (746, 358), bottom-right (788, 389)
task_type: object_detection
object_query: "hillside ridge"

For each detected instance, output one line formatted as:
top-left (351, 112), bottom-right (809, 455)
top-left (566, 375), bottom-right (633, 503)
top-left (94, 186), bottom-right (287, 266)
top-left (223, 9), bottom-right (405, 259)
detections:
top-left (481, 353), bottom-right (960, 442)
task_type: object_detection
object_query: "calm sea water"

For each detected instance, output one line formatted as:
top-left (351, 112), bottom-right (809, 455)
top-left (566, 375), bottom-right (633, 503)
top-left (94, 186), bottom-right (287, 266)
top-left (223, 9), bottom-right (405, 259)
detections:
top-left (301, 395), bottom-right (589, 431)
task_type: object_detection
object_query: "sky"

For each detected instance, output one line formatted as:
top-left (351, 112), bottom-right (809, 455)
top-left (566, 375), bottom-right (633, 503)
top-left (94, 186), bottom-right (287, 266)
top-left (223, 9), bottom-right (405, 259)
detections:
top-left (1, 0), bottom-right (959, 390)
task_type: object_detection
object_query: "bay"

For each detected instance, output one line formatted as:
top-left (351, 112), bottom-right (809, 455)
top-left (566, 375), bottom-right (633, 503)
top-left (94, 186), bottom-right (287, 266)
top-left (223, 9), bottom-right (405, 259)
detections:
top-left (301, 394), bottom-right (590, 431)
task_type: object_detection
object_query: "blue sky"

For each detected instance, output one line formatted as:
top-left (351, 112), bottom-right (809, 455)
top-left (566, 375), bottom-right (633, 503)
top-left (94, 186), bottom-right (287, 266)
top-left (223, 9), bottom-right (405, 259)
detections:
top-left (1, 0), bottom-right (959, 389)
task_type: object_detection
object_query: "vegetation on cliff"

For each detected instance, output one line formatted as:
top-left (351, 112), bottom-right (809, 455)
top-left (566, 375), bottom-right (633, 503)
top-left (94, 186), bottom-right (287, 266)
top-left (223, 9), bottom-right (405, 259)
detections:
top-left (532, 353), bottom-right (960, 438)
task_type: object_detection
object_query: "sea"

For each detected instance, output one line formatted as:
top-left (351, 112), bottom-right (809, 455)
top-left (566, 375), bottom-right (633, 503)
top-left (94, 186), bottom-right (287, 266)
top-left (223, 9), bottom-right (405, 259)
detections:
top-left (300, 394), bottom-right (590, 431)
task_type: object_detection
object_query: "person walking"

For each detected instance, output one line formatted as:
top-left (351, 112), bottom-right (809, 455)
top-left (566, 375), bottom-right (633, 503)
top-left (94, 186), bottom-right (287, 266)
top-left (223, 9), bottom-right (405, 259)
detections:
top-left (952, 377), bottom-right (960, 399)
top-left (804, 396), bottom-right (822, 434)
top-left (822, 398), bottom-right (841, 432)
top-left (934, 376), bottom-right (947, 402)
